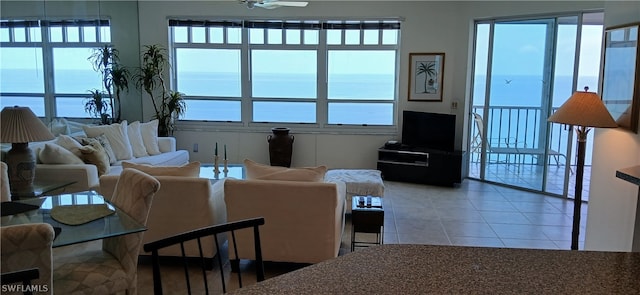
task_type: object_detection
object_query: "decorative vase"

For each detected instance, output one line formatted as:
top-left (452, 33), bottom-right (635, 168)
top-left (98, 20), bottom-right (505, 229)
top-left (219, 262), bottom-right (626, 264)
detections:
top-left (267, 127), bottom-right (294, 167)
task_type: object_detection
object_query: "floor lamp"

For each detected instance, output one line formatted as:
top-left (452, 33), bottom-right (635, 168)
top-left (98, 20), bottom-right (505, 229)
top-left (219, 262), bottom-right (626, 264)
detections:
top-left (548, 88), bottom-right (617, 250)
top-left (0, 106), bottom-right (55, 191)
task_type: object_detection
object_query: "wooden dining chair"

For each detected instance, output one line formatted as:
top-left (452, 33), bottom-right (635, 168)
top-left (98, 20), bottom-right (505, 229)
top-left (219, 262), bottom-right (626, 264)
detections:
top-left (143, 217), bottom-right (266, 294)
top-left (53, 168), bottom-right (160, 294)
top-left (1, 223), bottom-right (55, 295)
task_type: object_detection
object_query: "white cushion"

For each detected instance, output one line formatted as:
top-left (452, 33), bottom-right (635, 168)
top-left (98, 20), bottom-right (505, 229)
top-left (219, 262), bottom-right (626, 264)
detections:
top-left (48, 118), bottom-right (70, 136)
top-left (83, 121), bottom-right (133, 161)
top-left (55, 135), bottom-right (83, 157)
top-left (140, 120), bottom-right (161, 155)
top-left (127, 121), bottom-right (149, 158)
top-left (39, 143), bottom-right (84, 164)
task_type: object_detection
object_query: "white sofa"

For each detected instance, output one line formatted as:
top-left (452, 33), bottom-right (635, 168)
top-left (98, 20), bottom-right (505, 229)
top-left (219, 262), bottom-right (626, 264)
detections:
top-left (224, 178), bottom-right (346, 264)
top-left (32, 137), bottom-right (188, 193)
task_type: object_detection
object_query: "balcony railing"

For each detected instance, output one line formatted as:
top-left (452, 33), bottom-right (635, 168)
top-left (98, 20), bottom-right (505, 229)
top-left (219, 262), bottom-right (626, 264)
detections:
top-left (471, 105), bottom-right (591, 166)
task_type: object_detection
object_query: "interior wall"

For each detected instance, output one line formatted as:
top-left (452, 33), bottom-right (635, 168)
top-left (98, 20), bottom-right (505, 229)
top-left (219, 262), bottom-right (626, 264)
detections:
top-left (585, 1), bottom-right (640, 252)
top-left (137, 1), bottom-right (603, 168)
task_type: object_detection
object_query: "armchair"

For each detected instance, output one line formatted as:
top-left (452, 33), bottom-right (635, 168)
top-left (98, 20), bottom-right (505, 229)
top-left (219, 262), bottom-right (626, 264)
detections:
top-left (223, 178), bottom-right (346, 265)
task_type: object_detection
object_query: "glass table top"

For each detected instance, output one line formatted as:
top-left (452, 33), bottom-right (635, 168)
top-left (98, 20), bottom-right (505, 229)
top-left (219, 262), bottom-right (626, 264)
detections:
top-left (199, 164), bottom-right (245, 180)
top-left (1, 191), bottom-right (146, 248)
top-left (10, 180), bottom-right (77, 200)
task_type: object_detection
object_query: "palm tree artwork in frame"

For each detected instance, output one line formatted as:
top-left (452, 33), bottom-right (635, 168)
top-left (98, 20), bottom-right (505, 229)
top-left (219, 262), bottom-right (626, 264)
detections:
top-left (408, 52), bottom-right (445, 101)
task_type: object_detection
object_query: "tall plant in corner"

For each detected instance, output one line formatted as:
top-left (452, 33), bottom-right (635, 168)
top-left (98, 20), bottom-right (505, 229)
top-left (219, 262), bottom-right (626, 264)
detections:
top-left (89, 45), bottom-right (130, 122)
top-left (135, 44), bottom-right (186, 136)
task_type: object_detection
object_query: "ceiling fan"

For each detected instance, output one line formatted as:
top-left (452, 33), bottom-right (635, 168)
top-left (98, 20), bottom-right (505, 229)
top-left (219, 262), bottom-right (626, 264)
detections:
top-left (238, 0), bottom-right (308, 9)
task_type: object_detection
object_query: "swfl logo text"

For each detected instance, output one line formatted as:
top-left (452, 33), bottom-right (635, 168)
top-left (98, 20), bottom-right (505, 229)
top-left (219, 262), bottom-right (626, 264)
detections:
top-left (1, 284), bottom-right (49, 293)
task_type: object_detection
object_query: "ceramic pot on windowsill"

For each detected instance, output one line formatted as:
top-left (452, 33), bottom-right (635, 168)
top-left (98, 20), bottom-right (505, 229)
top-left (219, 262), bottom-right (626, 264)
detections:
top-left (268, 127), bottom-right (294, 167)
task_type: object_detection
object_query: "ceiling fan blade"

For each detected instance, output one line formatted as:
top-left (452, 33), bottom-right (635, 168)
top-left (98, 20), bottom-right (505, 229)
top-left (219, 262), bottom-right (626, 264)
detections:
top-left (273, 1), bottom-right (308, 7)
top-left (256, 1), bottom-right (308, 9)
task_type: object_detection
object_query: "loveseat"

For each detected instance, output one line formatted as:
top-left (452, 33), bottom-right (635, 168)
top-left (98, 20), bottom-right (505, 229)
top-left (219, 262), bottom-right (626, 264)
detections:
top-left (29, 120), bottom-right (188, 193)
top-left (223, 160), bottom-right (347, 265)
top-left (98, 162), bottom-right (226, 261)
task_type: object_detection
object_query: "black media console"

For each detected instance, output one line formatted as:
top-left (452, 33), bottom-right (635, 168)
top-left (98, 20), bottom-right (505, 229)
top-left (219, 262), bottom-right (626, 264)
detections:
top-left (377, 146), bottom-right (466, 187)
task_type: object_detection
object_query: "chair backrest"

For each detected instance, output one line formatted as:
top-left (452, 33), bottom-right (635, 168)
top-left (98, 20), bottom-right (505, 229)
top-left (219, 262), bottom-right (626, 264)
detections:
top-left (143, 217), bottom-right (266, 294)
top-left (1, 223), bottom-right (55, 295)
top-left (473, 113), bottom-right (484, 138)
top-left (1, 161), bottom-right (11, 202)
top-left (102, 168), bottom-right (161, 280)
top-left (1, 268), bottom-right (39, 295)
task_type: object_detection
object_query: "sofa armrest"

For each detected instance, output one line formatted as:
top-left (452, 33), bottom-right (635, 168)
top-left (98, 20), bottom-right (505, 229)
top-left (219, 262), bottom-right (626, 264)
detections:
top-left (35, 164), bottom-right (99, 193)
top-left (158, 137), bottom-right (176, 153)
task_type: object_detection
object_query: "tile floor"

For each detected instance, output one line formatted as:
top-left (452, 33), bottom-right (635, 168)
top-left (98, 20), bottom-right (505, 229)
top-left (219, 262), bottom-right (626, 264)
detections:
top-left (130, 178), bottom-right (588, 293)
top-left (377, 179), bottom-right (586, 250)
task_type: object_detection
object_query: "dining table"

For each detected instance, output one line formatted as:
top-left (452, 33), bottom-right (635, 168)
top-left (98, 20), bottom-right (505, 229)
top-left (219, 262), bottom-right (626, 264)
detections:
top-left (232, 244), bottom-right (640, 294)
top-left (1, 191), bottom-right (146, 248)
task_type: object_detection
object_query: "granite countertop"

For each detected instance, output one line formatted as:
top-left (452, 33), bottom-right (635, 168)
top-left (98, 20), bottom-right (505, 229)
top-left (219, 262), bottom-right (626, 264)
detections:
top-left (232, 244), bottom-right (640, 294)
top-left (617, 165), bottom-right (640, 186)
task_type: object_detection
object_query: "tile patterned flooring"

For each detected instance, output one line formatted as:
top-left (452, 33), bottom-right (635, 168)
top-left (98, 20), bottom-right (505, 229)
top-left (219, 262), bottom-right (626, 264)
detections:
top-left (378, 179), bottom-right (586, 250)
top-left (131, 179), bottom-right (587, 293)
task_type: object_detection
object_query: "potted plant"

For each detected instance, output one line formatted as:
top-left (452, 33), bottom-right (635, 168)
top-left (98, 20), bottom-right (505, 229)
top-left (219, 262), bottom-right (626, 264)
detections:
top-left (135, 44), bottom-right (186, 136)
top-left (84, 89), bottom-right (111, 124)
top-left (89, 45), bottom-right (130, 123)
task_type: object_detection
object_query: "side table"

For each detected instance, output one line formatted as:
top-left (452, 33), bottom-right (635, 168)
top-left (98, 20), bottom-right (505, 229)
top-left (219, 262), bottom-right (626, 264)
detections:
top-left (351, 196), bottom-right (384, 251)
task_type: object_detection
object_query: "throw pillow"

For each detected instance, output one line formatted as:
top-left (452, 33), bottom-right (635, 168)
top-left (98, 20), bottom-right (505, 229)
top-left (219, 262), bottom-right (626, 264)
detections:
top-left (140, 119), bottom-right (161, 155)
top-left (55, 134), bottom-right (84, 158)
top-left (243, 159), bottom-right (327, 182)
top-left (122, 161), bottom-right (201, 177)
top-left (79, 145), bottom-right (110, 176)
top-left (127, 121), bottom-right (149, 158)
top-left (78, 135), bottom-right (117, 164)
top-left (39, 143), bottom-right (85, 165)
top-left (82, 121), bottom-right (133, 161)
top-left (48, 118), bottom-right (70, 136)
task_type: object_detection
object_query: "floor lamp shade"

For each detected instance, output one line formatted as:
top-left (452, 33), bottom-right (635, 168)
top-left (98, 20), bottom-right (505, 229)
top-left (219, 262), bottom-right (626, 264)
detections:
top-left (1, 106), bottom-right (55, 191)
top-left (548, 90), bottom-right (617, 250)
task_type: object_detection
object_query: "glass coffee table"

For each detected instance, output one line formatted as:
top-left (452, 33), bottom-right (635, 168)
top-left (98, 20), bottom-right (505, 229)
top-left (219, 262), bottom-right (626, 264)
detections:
top-left (199, 164), bottom-right (245, 182)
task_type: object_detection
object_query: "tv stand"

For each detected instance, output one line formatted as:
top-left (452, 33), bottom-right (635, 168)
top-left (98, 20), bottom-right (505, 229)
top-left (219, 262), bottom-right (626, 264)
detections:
top-left (377, 146), bottom-right (466, 186)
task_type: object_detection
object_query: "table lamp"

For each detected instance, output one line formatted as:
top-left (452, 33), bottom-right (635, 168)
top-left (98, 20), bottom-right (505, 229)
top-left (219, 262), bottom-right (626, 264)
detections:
top-left (1, 106), bottom-right (55, 191)
top-left (548, 87), bottom-right (617, 250)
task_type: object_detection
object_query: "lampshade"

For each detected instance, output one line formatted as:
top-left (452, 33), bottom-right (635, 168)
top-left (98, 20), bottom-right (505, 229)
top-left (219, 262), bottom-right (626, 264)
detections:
top-left (548, 91), bottom-right (617, 128)
top-left (1, 106), bottom-right (54, 143)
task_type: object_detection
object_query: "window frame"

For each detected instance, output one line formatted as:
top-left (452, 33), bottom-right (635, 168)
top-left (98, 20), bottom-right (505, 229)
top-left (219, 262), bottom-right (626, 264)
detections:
top-left (169, 18), bottom-right (401, 134)
top-left (0, 18), bottom-right (111, 121)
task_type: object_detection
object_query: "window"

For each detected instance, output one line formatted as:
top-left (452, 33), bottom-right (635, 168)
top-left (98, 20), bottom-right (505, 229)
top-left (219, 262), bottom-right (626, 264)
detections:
top-left (0, 19), bottom-right (111, 119)
top-left (169, 19), bottom-right (400, 128)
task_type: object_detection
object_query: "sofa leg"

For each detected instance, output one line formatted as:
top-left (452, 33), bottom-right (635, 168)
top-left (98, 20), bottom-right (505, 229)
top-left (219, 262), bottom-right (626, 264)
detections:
top-left (230, 259), bottom-right (240, 273)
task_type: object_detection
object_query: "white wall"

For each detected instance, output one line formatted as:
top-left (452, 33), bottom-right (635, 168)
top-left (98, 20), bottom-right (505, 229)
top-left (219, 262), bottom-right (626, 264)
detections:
top-left (584, 1), bottom-right (640, 251)
top-left (136, 1), bottom-right (603, 168)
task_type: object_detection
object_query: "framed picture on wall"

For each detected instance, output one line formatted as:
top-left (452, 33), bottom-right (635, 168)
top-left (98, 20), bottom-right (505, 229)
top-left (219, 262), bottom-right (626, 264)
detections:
top-left (601, 22), bottom-right (640, 133)
top-left (408, 52), bottom-right (445, 101)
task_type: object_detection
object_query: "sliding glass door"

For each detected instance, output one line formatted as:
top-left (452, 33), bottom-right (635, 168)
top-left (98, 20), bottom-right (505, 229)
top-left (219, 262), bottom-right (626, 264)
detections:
top-left (469, 12), bottom-right (604, 198)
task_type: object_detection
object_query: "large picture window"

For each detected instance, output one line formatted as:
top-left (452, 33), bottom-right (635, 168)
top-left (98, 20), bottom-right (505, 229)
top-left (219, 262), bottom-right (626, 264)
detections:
top-left (0, 19), bottom-right (111, 119)
top-left (169, 19), bottom-right (401, 128)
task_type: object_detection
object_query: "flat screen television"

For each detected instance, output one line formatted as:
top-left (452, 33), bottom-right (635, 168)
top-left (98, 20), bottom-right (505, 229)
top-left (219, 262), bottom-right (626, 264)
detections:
top-left (402, 111), bottom-right (456, 151)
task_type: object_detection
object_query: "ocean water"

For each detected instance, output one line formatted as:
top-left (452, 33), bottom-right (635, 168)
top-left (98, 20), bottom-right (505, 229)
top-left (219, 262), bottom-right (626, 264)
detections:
top-left (0, 68), bottom-right (596, 142)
